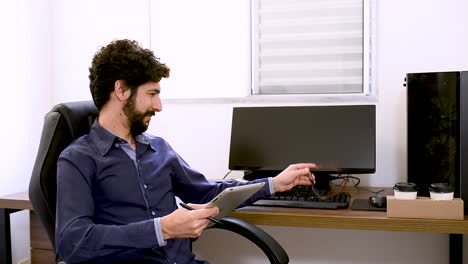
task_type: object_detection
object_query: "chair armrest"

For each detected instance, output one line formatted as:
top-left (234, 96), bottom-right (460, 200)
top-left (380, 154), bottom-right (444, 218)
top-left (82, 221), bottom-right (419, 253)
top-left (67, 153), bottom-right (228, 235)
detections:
top-left (209, 217), bottom-right (289, 264)
top-left (57, 217), bottom-right (289, 264)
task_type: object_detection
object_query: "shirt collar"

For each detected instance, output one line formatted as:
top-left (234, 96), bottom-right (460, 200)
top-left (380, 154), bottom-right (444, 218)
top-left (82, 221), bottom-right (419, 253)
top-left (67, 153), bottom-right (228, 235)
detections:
top-left (89, 119), bottom-right (156, 156)
top-left (137, 133), bottom-right (158, 152)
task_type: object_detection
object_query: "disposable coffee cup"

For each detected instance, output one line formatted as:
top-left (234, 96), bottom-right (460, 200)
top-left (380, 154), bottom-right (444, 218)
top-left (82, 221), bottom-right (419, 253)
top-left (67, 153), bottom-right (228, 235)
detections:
top-left (428, 183), bottom-right (454, 200)
top-left (393, 182), bottom-right (418, 200)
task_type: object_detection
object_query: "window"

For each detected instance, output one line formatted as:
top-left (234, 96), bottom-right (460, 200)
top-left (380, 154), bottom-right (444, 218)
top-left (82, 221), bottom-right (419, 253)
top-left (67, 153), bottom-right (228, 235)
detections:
top-left (149, 0), bottom-right (374, 101)
top-left (251, 0), bottom-right (374, 97)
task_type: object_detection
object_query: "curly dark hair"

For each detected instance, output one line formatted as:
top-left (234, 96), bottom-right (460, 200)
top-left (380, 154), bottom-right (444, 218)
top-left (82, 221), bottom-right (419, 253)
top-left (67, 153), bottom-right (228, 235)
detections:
top-left (89, 39), bottom-right (170, 110)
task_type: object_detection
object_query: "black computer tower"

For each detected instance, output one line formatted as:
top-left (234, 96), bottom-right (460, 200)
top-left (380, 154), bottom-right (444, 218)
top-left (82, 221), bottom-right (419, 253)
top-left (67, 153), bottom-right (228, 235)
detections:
top-left (406, 71), bottom-right (468, 212)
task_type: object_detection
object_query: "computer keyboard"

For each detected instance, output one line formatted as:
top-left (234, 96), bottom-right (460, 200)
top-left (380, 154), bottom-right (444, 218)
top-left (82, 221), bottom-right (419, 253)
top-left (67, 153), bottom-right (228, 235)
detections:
top-left (253, 185), bottom-right (351, 209)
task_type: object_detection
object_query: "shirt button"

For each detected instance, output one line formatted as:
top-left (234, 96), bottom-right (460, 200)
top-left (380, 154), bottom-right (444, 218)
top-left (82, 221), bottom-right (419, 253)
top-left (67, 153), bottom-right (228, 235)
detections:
top-left (151, 211), bottom-right (156, 216)
top-left (114, 143), bottom-right (119, 148)
top-left (143, 184), bottom-right (148, 189)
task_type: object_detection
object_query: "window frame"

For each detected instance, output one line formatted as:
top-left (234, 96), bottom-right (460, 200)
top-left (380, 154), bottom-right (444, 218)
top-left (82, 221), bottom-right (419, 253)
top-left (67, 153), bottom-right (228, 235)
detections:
top-left (249, 0), bottom-right (377, 103)
top-left (155, 0), bottom-right (376, 104)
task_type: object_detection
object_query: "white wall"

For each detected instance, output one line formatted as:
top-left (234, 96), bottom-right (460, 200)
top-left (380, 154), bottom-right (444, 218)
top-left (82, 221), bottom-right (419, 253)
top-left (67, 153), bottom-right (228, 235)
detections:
top-left (150, 0), bottom-right (251, 99)
top-left (0, 0), bottom-right (52, 263)
top-left (50, 0), bottom-right (151, 105)
top-left (0, 0), bottom-right (52, 195)
top-left (2, 0), bottom-right (468, 263)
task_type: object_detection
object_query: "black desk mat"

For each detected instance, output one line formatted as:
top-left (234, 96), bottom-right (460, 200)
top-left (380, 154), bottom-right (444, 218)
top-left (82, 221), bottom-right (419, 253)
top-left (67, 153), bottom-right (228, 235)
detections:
top-left (351, 198), bottom-right (387, 212)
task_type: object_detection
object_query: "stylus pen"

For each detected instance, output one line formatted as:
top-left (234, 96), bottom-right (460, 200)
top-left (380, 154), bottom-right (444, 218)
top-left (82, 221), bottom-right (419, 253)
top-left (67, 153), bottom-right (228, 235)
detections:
top-left (179, 202), bottom-right (223, 225)
top-left (308, 170), bottom-right (324, 200)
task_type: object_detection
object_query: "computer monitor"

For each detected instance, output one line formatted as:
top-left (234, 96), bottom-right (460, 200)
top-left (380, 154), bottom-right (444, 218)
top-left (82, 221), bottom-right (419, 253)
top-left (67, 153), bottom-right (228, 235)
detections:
top-left (228, 105), bottom-right (376, 189)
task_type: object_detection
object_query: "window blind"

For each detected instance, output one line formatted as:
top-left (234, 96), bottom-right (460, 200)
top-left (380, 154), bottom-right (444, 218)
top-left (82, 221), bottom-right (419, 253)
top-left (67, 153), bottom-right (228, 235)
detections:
top-left (252, 0), bottom-right (364, 95)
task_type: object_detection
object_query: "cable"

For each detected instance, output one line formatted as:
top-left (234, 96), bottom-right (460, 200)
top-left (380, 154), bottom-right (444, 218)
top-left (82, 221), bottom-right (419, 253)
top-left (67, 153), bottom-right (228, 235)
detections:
top-left (322, 177), bottom-right (348, 200)
top-left (222, 170), bottom-right (233, 180)
top-left (319, 174), bottom-right (361, 200)
top-left (330, 174), bottom-right (384, 195)
top-left (330, 175), bottom-right (360, 187)
top-left (354, 186), bottom-right (385, 195)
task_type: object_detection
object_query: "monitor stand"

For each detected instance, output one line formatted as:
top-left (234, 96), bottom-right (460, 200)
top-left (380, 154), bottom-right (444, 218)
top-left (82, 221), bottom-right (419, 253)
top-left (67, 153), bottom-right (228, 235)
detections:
top-left (313, 172), bottom-right (331, 192)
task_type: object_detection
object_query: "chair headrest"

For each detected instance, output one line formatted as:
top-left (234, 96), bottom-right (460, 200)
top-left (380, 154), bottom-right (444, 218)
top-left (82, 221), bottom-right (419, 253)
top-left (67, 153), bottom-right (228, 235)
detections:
top-left (50, 101), bottom-right (98, 139)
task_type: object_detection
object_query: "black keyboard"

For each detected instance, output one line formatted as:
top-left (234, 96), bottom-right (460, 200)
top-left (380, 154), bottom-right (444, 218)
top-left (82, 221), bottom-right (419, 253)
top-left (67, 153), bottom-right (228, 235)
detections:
top-left (253, 185), bottom-right (351, 209)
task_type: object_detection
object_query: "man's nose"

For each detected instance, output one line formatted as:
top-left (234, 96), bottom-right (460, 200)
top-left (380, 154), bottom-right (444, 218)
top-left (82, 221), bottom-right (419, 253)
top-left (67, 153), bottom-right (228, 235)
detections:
top-left (153, 96), bottom-right (162, 112)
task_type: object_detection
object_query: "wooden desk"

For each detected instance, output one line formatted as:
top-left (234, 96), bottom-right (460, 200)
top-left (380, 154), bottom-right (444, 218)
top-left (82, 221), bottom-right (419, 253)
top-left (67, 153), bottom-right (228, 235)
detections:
top-left (0, 192), bottom-right (55, 264)
top-left (0, 192), bottom-right (33, 264)
top-left (230, 187), bottom-right (467, 264)
top-left (231, 187), bottom-right (468, 234)
top-left (1, 189), bottom-right (466, 264)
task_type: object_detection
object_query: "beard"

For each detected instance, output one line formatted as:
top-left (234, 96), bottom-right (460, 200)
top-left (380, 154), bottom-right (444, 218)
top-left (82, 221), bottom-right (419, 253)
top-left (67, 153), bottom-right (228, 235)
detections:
top-left (123, 95), bottom-right (155, 137)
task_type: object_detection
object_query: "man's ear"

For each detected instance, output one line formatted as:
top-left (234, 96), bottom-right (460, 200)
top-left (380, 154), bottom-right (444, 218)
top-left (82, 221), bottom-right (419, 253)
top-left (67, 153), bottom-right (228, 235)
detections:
top-left (114, 80), bottom-right (131, 101)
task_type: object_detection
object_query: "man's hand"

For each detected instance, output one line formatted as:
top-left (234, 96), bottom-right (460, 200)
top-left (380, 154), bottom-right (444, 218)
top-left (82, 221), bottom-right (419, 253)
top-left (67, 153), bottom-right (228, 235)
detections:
top-left (161, 204), bottom-right (219, 240)
top-left (272, 163), bottom-right (317, 193)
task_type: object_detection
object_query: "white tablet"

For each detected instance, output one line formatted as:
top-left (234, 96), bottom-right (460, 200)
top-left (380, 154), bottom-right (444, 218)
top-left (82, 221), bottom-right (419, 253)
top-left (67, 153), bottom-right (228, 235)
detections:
top-left (207, 182), bottom-right (265, 225)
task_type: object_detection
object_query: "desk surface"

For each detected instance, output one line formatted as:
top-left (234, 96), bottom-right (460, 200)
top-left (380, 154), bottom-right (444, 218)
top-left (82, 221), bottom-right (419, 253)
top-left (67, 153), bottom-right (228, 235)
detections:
top-left (0, 191), bottom-right (32, 210)
top-left (230, 186), bottom-right (468, 235)
top-left (1, 188), bottom-right (467, 234)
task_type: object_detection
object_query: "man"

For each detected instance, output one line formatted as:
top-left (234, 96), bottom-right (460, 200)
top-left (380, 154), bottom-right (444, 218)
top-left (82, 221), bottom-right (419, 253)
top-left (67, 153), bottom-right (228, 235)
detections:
top-left (56, 39), bottom-right (316, 264)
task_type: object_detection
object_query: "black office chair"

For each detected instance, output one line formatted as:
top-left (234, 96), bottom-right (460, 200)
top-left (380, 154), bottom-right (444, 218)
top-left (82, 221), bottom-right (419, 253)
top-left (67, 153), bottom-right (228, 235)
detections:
top-left (29, 101), bottom-right (289, 264)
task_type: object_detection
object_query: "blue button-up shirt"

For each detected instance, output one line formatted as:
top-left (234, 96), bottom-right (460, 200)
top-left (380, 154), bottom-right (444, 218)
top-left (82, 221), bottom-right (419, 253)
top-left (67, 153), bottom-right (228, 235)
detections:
top-left (56, 120), bottom-right (272, 264)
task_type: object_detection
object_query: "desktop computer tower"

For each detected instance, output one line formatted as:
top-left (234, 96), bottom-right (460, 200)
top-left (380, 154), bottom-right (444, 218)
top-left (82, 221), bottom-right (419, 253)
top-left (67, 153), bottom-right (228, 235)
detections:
top-left (406, 71), bottom-right (468, 212)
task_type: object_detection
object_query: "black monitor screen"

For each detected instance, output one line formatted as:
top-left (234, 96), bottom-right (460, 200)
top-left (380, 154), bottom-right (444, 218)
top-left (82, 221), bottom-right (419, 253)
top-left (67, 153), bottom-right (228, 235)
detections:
top-left (228, 105), bottom-right (376, 174)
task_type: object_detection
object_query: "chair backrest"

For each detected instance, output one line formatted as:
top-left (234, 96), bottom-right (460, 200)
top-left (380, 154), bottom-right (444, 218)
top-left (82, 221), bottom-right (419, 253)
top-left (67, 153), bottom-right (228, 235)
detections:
top-left (29, 101), bottom-right (98, 252)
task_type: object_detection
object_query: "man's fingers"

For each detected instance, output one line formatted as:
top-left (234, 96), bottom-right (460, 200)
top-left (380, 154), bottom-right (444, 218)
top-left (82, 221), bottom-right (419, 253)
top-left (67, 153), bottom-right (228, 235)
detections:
top-left (290, 163), bottom-right (317, 170)
top-left (289, 167), bottom-right (315, 186)
top-left (187, 203), bottom-right (206, 210)
top-left (290, 167), bottom-right (315, 180)
top-left (191, 207), bottom-right (219, 219)
top-left (184, 204), bottom-right (219, 218)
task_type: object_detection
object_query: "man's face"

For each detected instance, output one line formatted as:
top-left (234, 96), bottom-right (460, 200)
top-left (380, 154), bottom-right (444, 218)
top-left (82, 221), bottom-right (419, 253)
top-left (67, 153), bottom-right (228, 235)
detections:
top-left (123, 82), bottom-right (162, 137)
